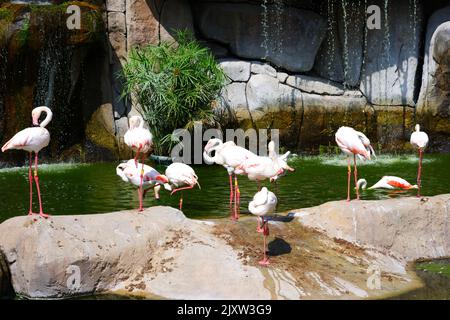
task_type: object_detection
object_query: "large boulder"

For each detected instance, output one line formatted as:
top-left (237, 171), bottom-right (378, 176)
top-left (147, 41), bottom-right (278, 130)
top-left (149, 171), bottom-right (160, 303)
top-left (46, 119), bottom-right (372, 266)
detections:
top-left (417, 6), bottom-right (450, 150)
top-left (359, 0), bottom-right (422, 106)
top-left (193, 2), bottom-right (327, 72)
top-left (294, 195), bottom-right (450, 262)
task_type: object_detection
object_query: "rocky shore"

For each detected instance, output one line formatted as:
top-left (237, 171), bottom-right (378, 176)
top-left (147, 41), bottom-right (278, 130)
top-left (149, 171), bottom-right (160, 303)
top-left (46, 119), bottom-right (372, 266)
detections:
top-left (0, 194), bottom-right (448, 299)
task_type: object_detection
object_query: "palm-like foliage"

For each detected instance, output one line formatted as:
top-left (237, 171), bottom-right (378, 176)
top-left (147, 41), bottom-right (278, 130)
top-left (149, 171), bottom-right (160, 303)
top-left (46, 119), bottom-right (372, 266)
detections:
top-left (121, 31), bottom-right (226, 155)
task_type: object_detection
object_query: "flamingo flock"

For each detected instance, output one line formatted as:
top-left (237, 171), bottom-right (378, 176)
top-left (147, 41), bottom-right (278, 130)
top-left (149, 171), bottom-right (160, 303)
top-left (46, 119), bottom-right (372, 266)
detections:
top-left (0, 105), bottom-right (431, 265)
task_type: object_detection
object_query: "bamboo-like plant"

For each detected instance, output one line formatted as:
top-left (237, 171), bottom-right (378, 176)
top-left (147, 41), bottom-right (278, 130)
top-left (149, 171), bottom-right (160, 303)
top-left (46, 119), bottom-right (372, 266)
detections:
top-left (121, 30), bottom-right (226, 155)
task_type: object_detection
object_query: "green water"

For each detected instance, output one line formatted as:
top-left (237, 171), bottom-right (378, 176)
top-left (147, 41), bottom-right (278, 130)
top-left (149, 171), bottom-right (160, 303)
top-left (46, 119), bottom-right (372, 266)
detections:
top-left (0, 154), bottom-right (450, 222)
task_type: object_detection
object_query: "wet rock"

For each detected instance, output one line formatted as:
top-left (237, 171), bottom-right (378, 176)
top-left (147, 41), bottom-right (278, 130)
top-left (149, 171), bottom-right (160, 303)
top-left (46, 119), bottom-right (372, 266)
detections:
top-left (193, 2), bottom-right (326, 72)
top-left (286, 75), bottom-right (344, 95)
top-left (85, 104), bottom-right (118, 160)
top-left (294, 194), bottom-right (450, 261)
top-left (108, 12), bottom-right (126, 34)
top-left (220, 82), bottom-right (249, 121)
top-left (251, 62), bottom-right (277, 78)
top-left (359, 0), bottom-right (423, 106)
top-left (218, 59), bottom-right (251, 82)
top-left (417, 6), bottom-right (450, 150)
top-left (106, 0), bottom-right (126, 12)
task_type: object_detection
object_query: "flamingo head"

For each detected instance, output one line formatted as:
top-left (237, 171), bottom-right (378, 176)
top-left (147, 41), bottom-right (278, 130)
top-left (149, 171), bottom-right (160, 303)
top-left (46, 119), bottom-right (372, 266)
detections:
top-left (204, 138), bottom-right (222, 152)
top-left (128, 116), bottom-right (143, 129)
top-left (415, 124), bottom-right (421, 132)
top-left (32, 106), bottom-right (47, 126)
top-left (116, 163), bottom-right (129, 182)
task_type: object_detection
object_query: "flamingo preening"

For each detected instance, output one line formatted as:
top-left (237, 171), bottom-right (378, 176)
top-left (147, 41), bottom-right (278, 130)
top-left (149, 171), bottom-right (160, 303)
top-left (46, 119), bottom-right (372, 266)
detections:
top-left (203, 138), bottom-right (257, 220)
top-left (410, 124), bottom-right (429, 197)
top-left (335, 126), bottom-right (376, 201)
top-left (235, 141), bottom-right (294, 190)
top-left (248, 187), bottom-right (277, 266)
top-left (357, 176), bottom-right (418, 190)
top-left (116, 159), bottom-right (169, 211)
top-left (164, 162), bottom-right (200, 210)
top-left (1, 106), bottom-right (53, 218)
top-left (124, 115), bottom-right (153, 210)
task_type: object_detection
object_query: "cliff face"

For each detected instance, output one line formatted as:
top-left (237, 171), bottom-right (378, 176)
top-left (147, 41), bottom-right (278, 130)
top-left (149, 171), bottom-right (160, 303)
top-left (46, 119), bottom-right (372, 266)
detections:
top-left (0, 0), bottom-right (449, 166)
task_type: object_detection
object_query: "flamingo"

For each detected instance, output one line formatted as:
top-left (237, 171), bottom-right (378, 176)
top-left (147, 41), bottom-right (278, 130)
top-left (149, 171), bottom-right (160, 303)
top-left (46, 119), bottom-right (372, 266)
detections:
top-left (410, 124), bottom-right (429, 197)
top-left (357, 176), bottom-right (418, 190)
top-left (235, 141), bottom-right (294, 190)
top-left (203, 138), bottom-right (257, 220)
top-left (1, 106), bottom-right (52, 218)
top-left (248, 187), bottom-right (277, 266)
top-left (164, 162), bottom-right (200, 210)
top-left (124, 115), bottom-right (153, 210)
top-left (335, 126), bottom-right (375, 201)
top-left (116, 159), bottom-right (169, 211)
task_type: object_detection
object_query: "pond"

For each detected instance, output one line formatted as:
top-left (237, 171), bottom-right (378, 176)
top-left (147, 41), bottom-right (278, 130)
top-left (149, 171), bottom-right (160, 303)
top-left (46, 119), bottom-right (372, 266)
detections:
top-left (0, 154), bottom-right (450, 223)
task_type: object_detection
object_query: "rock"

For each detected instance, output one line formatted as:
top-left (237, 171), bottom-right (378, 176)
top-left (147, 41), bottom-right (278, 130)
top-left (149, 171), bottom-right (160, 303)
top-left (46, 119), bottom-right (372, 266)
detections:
top-left (85, 104), bottom-right (118, 160)
top-left (218, 59), bottom-right (251, 82)
top-left (108, 31), bottom-right (127, 62)
top-left (220, 82), bottom-right (249, 121)
top-left (107, 12), bottom-right (126, 34)
top-left (251, 62), bottom-right (277, 78)
top-left (106, 0), bottom-right (126, 12)
top-left (359, 0), bottom-right (423, 106)
top-left (314, 0), bottom-right (365, 87)
top-left (126, 0), bottom-right (160, 49)
top-left (286, 75), bottom-right (344, 95)
top-left (0, 251), bottom-right (12, 297)
top-left (417, 6), bottom-right (450, 150)
top-left (293, 194), bottom-right (450, 261)
top-left (246, 74), bottom-right (299, 121)
top-left (193, 2), bottom-right (327, 72)
top-left (0, 204), bottom-right (427, 299)
top-left (114, 117), bottom-right (133, 159)
top-left (159, 0), bottom-right (195, 42)
top-left (277, 72), bottom-right (289, 83)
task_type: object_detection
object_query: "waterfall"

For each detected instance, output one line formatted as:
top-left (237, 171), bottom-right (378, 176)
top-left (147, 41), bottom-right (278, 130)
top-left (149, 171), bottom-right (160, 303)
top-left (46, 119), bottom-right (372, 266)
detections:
top-left (341, 0), bottom-right (349, 88)
top-left (274, 0), bottom-right (284, 55)
top-left (260, 0), bottom-right (269, 60)
top-left (326, 0), bottom-right (336, 78)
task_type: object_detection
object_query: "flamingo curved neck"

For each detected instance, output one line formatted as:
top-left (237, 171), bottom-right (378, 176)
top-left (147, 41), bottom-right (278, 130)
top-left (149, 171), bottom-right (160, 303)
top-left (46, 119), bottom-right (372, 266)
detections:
top-left (357, 179), bottom-right (367, 190)
top-left (37, 107), bottom-right (52, 128)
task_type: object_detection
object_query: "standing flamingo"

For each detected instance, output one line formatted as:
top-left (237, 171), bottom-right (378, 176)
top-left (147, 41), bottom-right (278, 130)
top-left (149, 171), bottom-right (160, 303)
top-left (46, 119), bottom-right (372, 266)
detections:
top-left (357, 176), bottom-right (418, 190)
top-left (410, 124), bottom-right (429, 197)
top-left (124, 115), bottom-right (153, 210)
top-left (116, 159), bottom-right (169, 211)
top-left (1, 106), bottom-right (53, 218)
top-left (335, 126), bottom-right (375, 201)
top-left (203, 138), bottom-right (257, 220)
top-left (235, 141), bottom-right (294, 190)
top-left (164, 162), bottom-right (200, 210)
top-left (248, 187), bottom-right (277, 266)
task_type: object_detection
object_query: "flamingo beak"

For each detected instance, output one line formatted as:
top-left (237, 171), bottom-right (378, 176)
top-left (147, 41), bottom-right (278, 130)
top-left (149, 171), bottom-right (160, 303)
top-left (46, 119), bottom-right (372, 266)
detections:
top-left (286, 165), bottom-right (295, 172)
top-left (32, 115), bottom-right (39, 126)
top-left (156, 175), bottom-right (169, 184)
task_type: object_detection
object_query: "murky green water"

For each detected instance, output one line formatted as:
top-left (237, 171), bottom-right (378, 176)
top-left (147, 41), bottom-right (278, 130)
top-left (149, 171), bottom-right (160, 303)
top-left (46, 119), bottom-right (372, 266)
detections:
top-left (0, 154), bottom-right (449, 222)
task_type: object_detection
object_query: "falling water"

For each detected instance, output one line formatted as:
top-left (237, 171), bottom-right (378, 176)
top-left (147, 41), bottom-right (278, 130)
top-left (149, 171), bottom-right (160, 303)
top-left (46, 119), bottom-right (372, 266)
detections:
top-left (383, 0), bottom-right (390, 63)
top-left (410, 0), bottom-right (418, 51)
top-left (361, 0), bottom-right (368, 77)
top-left (273, 0), bottom-right (284, 55)
top-left (341, 0), bottom-right (349, 88)
top-left (326, 0), bottom-right (336, 78)
top-left (260, 0), bottom-right (269, 60)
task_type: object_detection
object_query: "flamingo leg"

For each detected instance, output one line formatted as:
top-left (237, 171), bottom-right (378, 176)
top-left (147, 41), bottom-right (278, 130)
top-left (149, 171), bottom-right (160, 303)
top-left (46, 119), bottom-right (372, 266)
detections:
top-left (179, 193), bottom-right (183, 210)
top-left (257, 180), bottom-right (261, 191)
top-left (134, 146), bottom-right (141, 168)
top-left (353, 154), bottom-right (360, 200)
top-left (417, 149), bottom-right (423, 197)
top-left (259, 218), bottom-right (270, 266)
top-left (28, 152), bottom-right (36, 216)
top-left (229, 174), bottom-right (234, 208)
top-left (138, 155), bottom-right (145, 212)
top-left (257, 216), bottom-right (264, 233)
top-left (234, 175), bottom-right (240, 220)
top-left (347, 157), bottom-right (351, 202)
top-left (170, 185), bottom-right (194, 195)
top-left (33, 152), bottom-right (49, 219)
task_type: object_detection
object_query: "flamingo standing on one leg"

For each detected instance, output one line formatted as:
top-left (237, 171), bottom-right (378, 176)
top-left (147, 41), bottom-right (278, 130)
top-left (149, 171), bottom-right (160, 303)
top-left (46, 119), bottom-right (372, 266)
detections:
top-left (116, 159), bottom-right (169, 210)
top-left (410, 124), bottom-right (429, 197)
top-left (248, 187), bottom-right (277, 266)
top-left (124, 115), bottom-right (153, 211)
top-left (335, 126), bottom-right (375, 201)
top-left (203, 138), bottom-right (257, 220)
top-left (1, 106), bottom-right (53, 218)
top-left (164, 162), bottom-right (200, 210)
top-left (357, 176), bottom-right (418, 190)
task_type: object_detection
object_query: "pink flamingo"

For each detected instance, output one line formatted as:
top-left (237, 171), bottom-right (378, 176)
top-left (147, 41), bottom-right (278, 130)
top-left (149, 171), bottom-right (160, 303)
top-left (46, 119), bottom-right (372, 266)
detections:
top-left (1, 106), bottom-right (53, 218)
top-left (335, 126), bottom-right (375, 201)
top-left (203, 138), bottom-right (257, 220)
top-left (124, 115), bottom-right (153, 210)
top-left (357, 176), bottom-right (418, 190)
top-left (164, 162), bottom-right (200, 210)
top-left (248, 187), bottom-right (277, 266)
top-left (116, 159), bottom-right (169, 211)
top-left (410, 124), bottom-right (429, 197)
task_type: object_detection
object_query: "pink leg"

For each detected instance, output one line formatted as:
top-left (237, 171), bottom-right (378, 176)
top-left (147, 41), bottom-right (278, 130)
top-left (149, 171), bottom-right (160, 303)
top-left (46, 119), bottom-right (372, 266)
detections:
top-left (171, 185), bottom-right (194, 195)
top-left (257, 180), bottom-right (261, 191)
top-left (138, 155), bottom-right (145, 212)
top-left (33, 153), bottom-right (49, 218)
top-left (179, 193), bottom-right (183, 210)
top-left (346, 157), bottom-right (351, 202)
top-left (259, 218), bottom-right (270, 266)
top-left (257, 216), bottom-right (264, 233)
top-left (417, 149), bottom-right (423, 197)
top-left (353, 154), bottom-right (359, 200)
top-left (134, 146), bottom-right (141, 168)
top-left (28, 153), bottom-right (36, 216)
top-left (234, 175), bottom-right (240, 220)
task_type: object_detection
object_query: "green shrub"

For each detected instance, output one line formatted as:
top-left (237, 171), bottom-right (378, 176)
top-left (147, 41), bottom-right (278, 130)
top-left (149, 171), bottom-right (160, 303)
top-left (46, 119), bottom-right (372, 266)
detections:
top-left (121, 30), bottom-right (226, 155)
